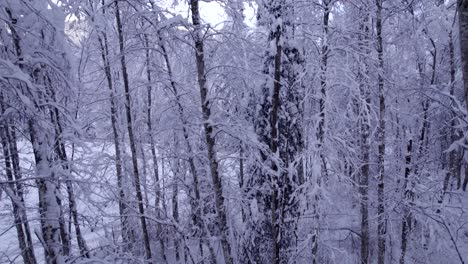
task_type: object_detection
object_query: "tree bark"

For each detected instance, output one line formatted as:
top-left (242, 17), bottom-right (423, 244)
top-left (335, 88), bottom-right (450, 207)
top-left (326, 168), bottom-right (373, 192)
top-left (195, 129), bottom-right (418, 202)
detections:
top-left (459, 0), bottom-right (468, 110)
top-left (47, 91), bottom-right (90, 258)
top-left (375, 0), bottom-right (387, 263)
top-left (399, 140), bottom-right (413, 264)
top-left (357, 7), bottom-right (370, 263)
top-left (4, 7), bottom-right (63, 262)
top-left (142, 33), bottom-right (169, 263)
top-left (94, 4), bottom-right (131, 245)
top-left (270, 21), bottom-right (282, 264)
top-left (189, 1), bottom-right (234, 263)
top-left (91, 0), bottom-right (133, 246)
top-left (317, 0), bottom-right (331, 180)
top-left (156, 30), bottom-right (215, 262)
top-left (143, 34), bottom-right (162, 213)
top-left (0, 123), bottom-right (37, 264)
top-left (458, 0), bottom-right (468, 195)
top-left (171, 150), bottom-right (181, 263)
top-left (442, 30), bottom-right (458, 197)
top-left (0, 92), bottom-right (37, 264)
top-left (30, 120), bottom-right (65, 264)
top-left (312, 3), bottom-right (332, 262)
top-left (114, 2), bottom-right (153, 261)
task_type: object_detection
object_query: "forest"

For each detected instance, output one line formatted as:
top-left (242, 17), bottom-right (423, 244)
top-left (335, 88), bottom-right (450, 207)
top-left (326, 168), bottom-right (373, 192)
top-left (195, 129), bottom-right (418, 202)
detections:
top-left (1, 0), bottom-right (468, 263)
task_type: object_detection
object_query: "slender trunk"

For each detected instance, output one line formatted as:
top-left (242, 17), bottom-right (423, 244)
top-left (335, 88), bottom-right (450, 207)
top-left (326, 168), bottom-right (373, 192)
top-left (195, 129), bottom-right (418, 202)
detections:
top-left (0, 93), bottom-right (37, 264)
top-left (317, 0), bottom-right (331, 180)
top-left (269, 15), bottom-right (283, 264)
top-left (140, 143), bottom-right (151, 208)
top-left (239, 145), bottom-right (246, 223)
top-left (0, 126), bottom-right (35, 264)
top-left (375, 0), bottom-right (386, 263)
top-left (415, 36), bottom-right (435, 177)
top-left (399, 139), bottom-right (413, 264)
top-left (48, 97), bottom-right (89, 258)
top-left (56, 189), bottom-right (70, 256)
top-left (114, 2), bottom-right (153, 261)
top-left (458, 0), bottom-right (468, 195)
top-left (459, 0), bottom-right (468, 110)
top-left (312, 4), bottom-right (331, 262)
top-left (358, 9), bottom-right (370, 264)
top-left (157, 32), bottom-right (214, 262)
top-left (5, 8), bottom-right (64, 262)
top-left (442, 31), bottom-right (457, 200)
top-left (357, 77), bottom-right (370, 260)
top-left (189, 1), bottom-right (233, 263)
top-left (172, 149), bottom-right (180, 262)
top-left (143, 34), bottom-right (162, 211)
top-left (94, 1), bottom-right (130, 245)
top-left (9, 129), bottom-right (36, 264)
top-left (143, 35), bottom-right (168, 262)
top-left (463, 164), bottom-right (468, 191)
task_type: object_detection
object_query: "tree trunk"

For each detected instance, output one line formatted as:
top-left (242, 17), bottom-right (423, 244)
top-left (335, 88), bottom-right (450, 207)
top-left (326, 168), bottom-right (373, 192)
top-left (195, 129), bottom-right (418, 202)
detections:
top-left (375, 0), bottom-right (387, 263)
top-left (459, 0), bottom-right (468, 110)
top-left (458, 0), bottom-right (468, 195)
top-left (270, 22), bottom-right (282, 264)
top-left (114, 2), bottom-right (153, 261)
top-left (142, 33), bottom-right (168, 263)
top-left (189, 1), bottom-right (234, 263)
top-left (357, 8), bottom-right (370, 263)
top-left (143, 34), bottom-right (162, 211)
top-left (30, 120), bottom-right (65, 264)
top-left (48, 96), bottom-right (90, 258)
top-left (94, 1), bottom-right (131, 245)
top-left (156, 31), bottom-right (215, 262)
top-left (312, 3), bottom-right (332, 262)
top-left (0, 92), bottom-right (37, 264)
top-left (239, 145), bottom-right (246, 223)
top-left (317, 0), bottom-right (331, 180)
top-left (399, 139), bottom-right (413, 264)
top-left (172, 153), bottom-right (181, 263)
top-left (442, 30), bottom-right (458, 198)
top-left (0, 125), bottom-right (37, 264)
top-left (4, 8), bottom-right (64, 262)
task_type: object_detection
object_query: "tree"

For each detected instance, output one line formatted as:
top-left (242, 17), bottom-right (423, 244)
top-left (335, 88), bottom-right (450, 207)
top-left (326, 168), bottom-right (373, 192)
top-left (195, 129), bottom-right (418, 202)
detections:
top-left (114, 1), bottom-right (153, 261)
top-left (189, 0), bottom-right (234, 263)
top-left (1, 0), bottom-right (467, 263)
top-left (0, 1), bottom-right (76, 262)
top-left (375, 1), bottom-right (387, 263)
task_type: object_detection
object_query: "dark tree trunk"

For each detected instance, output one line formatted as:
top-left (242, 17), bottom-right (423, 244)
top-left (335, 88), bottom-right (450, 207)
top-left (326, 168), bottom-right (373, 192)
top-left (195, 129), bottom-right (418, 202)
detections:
top-left (400, 140), bottom-right (413, 264)
top-left (94, 1), bottom-right (131, 246)
top-left (458, 0), bottom-right (468, 196)
top-left (4, 8), bottom-right (63, 262)
top-left (172, 155), bottom-right (180, 263)
top-left (459, 0), bottom-right (468, 109)
top-left (47, 95), bottom-right (89, 258)
top-left (357, 8), bottom-right (370, 263)
top-left (0, 92), bottom-right (37, 264)
top-left (114, 2), bottom-right (153, 261)
top-left (375, 0), bottom-right (387, 263)
top-left (0, 123), bottom-right (37, 264)
top-left (156, 31), bottom-right (215, 262)
top-left (142, 33), bottom-right (168, 263)
top-left (189, 1), bottom-right (234, 263)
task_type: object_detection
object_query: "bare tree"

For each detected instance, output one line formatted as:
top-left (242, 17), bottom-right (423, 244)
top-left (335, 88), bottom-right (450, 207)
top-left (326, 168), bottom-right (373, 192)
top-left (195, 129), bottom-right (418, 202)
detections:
top-left (189, 0), bottom-right (234, 263)
top-left (114, 1), bottom-right (153, 261)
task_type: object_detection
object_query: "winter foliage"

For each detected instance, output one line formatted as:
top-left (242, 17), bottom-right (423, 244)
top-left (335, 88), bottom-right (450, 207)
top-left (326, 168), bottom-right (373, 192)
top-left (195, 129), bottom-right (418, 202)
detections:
top-left (1, 0), bottom-right (468, 263)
